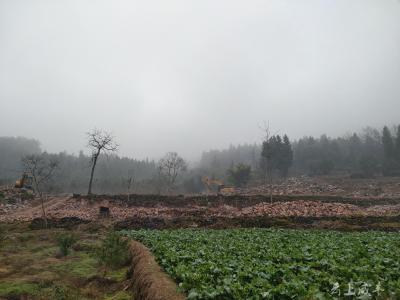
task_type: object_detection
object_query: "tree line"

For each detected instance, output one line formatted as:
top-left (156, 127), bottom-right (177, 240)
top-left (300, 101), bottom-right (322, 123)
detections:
top-left (1, 125), bottom-right (400, 195)
top-left (0, 130), bottom-right (189, 195)
top-left (0, 135), bottom-right (158, 194)
top-left (198, 125), bottom-right (400, 187)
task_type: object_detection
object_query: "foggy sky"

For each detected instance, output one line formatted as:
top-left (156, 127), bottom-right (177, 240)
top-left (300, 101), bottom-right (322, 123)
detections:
top-left (1, 0), bottom-right (400, 161)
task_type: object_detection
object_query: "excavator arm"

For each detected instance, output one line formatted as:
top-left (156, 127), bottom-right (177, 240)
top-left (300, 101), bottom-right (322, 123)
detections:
top-left (202, 176), bottom-right (224, 194)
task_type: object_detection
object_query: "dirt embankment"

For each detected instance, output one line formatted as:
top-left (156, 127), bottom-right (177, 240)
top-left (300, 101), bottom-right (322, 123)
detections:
top-left (2, 183), bottom-right (400, 231)
top-left (232, 176), bottom-right (400, 198)
top-left (114, 215), bottom-right (400, 231)
top-left (129, 240), bottom-right (185, 300)
top-left (3, 195), bottom-right (400, 223)
top-left (2, 192), bottom-right (400, 224)
top-left (76, 193), bottom-right (400, 208)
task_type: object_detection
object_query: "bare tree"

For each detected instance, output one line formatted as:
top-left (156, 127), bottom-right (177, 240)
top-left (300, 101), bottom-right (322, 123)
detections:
top-left (259, 121), bottom-right (277, 203)
top-left (154, 163), bottom-right (166, 195)
top-left (86, 129), bottom-right (118, 195)
top-left (157, 152), bottom-right (187, 193)
top-left (22, 154), bottom-right (58, 228)
top-left (127, 172), bottom-right (134, 201)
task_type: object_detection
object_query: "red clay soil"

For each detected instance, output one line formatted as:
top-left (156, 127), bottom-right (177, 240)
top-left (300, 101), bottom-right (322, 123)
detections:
top-left (129, 240), bottom-right (185, 300)
top-left (2, 195), bottom-right (400, 223)
top-left (230, 176), bottom-right (400, 197)
top-left (240, 200), bottom-right (400, 217)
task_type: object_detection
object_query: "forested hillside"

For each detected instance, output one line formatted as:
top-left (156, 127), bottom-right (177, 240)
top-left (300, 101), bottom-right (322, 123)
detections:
top-left (0, 137), bottom-right (157, 194)
top-left (199, 125), bottom-right (400, 180)
top-left (0, 137), bottom-right (41, 183)
top-left (1, 125), bottom-right (400, 194)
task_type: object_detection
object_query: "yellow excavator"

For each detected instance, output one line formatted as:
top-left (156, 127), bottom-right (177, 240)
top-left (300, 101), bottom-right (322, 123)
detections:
top-left (201, 176), bottom-right (235, 195)
top-left (14, 173), bottom-right (33, 189)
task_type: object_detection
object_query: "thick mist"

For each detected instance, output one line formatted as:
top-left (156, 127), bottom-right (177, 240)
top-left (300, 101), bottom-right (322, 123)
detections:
top-left (1, 0), bottom-right (400, 160)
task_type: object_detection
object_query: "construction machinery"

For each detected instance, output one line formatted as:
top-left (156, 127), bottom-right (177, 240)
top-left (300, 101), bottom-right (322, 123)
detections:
top-left (14, 173), bottom-right (33, 189)
top-left (202, 176), bottom-right (224, 194)
top-left (201, 176), bottom-right (236, 195)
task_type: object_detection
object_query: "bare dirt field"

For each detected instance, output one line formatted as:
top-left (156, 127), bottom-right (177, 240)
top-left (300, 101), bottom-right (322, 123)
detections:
top-left (1, 177), bottom-right (400, 299)
top-left (2, 196), bottom-right (400, 223)
top-left (1, 176), bottom-right (400, 231)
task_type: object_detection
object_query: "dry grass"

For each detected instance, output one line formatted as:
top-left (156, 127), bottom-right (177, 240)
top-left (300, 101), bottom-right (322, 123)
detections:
top-left (129, 241), bottom-right (185, 300)
top-left (0, 223), bottom-right (132, 300)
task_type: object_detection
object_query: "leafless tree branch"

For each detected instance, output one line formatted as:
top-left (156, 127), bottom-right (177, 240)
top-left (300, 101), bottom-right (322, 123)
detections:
top-left (86, 128), bottom-right (118, 194)
top-left (157, 152), bottom-right (187, 194)
top-left (21, 154), bottom-right (58, 228)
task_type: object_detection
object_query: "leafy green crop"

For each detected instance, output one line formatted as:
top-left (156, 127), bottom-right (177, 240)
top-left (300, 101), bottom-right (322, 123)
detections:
top-left (123, 229), bottom-right (400, 299)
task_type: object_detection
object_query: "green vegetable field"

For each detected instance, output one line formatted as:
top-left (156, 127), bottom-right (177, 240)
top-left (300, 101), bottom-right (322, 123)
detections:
top-left (124, 229), bottom-right (400, 299)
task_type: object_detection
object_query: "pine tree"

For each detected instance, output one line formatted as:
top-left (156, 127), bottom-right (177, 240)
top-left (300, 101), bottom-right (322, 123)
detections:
top-left (348, 133), bottom-right (362, 168)
top-left (281, 135), bottom-right (293, 177)
top-left (275, 135), bottom-right (284, 174)
top-left (227, 163), bottom-right (251, 187)
top-left (396, 125), bottom-right (400, 162)
top-left (261, 134), bottom-right (293, 178)
top-left (382, 126), bottom-right (394, 159)
top-left (382, 126), bottom-right (397, 176)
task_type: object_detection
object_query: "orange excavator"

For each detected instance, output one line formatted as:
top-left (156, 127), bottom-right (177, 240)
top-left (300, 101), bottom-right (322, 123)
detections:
top-left (201, 176), bottom-right (235, 195)
top-left (14, 173), bottom-right (33, 189)
top-left (202, 176), bottom-right (224, 194)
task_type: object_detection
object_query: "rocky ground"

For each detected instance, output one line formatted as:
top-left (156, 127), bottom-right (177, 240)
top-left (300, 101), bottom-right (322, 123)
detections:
top-left (0, 186), bottom-right (34, 214)
top-left (231, 176), bottom-right (400, 198)
top-left (1, 194), bottom-right (400, 223)
top-left (1, 176), bottom-right (400, 223)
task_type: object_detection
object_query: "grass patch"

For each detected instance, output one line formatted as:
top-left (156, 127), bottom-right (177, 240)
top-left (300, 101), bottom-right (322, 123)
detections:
top-left (0, 281), bottom-right (40, 298)
top-left (53, 252), bottom-right (98, 278)
top-left (375, 222), bottom-right (400, 228)
top-left (0, 225), bottom-right (6, 247)
top-left (108, 267), bottom-right (129, 282)
top-left (16, 232), bottom-right (35, 243)
top-left (39, 284), bottom-right (84, 300)
top-left (105, 290), bottom-right (132, 300)
top-left (0, 224), bottom-right (131, 299)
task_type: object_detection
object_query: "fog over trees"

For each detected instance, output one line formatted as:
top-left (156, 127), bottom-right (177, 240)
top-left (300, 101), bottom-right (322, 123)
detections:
top-left (1, 124), bottom-right (400, 194)
top-left (1, 2), bottom-right (399, 194)
top-left (1, 1), bottom-right (400, 160)
top-left (0, 136), bottom-right (158, 193)
top-left (0, 137), bottom-right (41, 182)
top-left (1, 2), bottom-right (400, 299)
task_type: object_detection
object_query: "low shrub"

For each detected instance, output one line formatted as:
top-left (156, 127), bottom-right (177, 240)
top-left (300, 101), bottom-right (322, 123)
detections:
top-left (97, 232), bottom-right (130, 276)
top-left (56, 233), bottom-right (77, 257)
top-left (21, 191), bottom-right (35, 201)
top-left (51, 284), bottom-right (80, 300)
top-left (0, 282), bottom-right (39, 299)
top-left (0, 226), bottom-right (5, 248)
top-left (17, 232), bottom-right (34, 243)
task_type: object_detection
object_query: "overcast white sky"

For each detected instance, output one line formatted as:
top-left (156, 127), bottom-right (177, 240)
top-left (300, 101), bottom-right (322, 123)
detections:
top-left (1, 0), bottom-right (400, 161)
